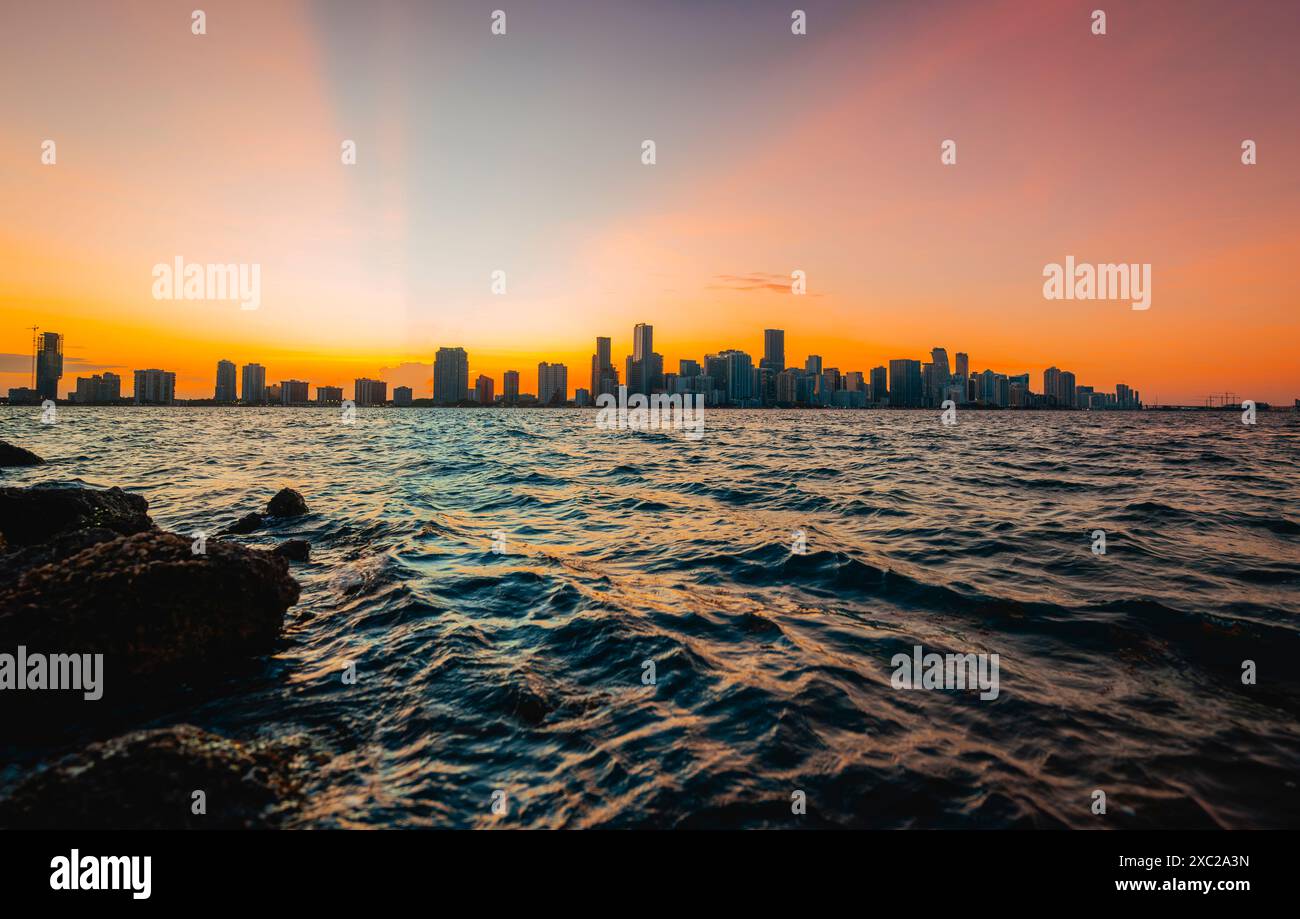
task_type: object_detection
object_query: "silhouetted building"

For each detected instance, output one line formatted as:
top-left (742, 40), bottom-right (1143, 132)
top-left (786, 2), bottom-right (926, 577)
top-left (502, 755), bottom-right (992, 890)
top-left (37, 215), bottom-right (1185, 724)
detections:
top-left (133, 369), bottom-right (176, 405)
top-left (317, 385), bottom-right (343, 404)
top-left (393, 385), bottom-right (413, 406)
top-left (241, 363), bottom-right (267, 404)
top-left (761, 329), bottom-right (785, 372)
top-left (475, 374), bottom-right (495, 405)
top-left (889, 359), bottom-right (922, 407)
top-left (280, 380), bottom-right (309, 404)
top-left (591, 337), bottom-right (617, 398)
top-left (869, 366), bottom-right (887, 404)
top-left (503, 370), bottom-right (520, 403)
top-left (73, 372), bottom-right (121, 403)
top-left (538, 362), bottom-right (568, 405)
top-left (34, 331), bottom-right (63, 401)
top-left (215, 360), bottom-right (237, 402)
top-left (354, 378), bottom-right (387, 406)
top-left (434, 347), bottom-right (469, 404)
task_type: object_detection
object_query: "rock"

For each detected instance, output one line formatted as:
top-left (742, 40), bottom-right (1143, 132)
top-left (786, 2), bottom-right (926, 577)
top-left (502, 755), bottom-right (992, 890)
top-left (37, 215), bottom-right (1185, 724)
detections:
top-left (0, 724), bottom-right (299, 829)
top-left (221, 511), bottom-right (265, 535)
top-left (0, 441), bottom-right (44, 467)
top-left (0, 530), bottom-right (300, 686)
top-left (0, 485), bottom-right (153, 549)
top-left (0, 526), bottom-right (123, 582)
top-left (273, 539), bottom-right (310, 562)
top-left (266, 487), bottom-right (308, 518)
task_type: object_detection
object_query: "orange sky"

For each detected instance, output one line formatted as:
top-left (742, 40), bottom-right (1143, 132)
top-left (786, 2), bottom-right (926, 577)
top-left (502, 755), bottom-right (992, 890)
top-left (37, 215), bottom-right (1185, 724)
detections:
top-left (2, 0), bottom-right (1297, 403)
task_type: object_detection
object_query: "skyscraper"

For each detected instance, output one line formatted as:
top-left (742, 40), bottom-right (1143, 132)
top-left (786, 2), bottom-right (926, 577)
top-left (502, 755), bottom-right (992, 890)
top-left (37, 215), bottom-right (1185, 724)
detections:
top-left (133, 369), bottom-right (176, 405)
top-left (717, 349), bottom-right (755, 404)
top-left (475, 374), bottom-right (495, 405)
top-left (762, 329), bottom-right (785, 372)
top-left (280, 380), bottom-right (309, 404)
top-left (34, 331), bottom-right (63, 401)
top-left (354, 378), bottom-right (387, 406)
top-left (73, 373), bottom-right (121, 403)
top-left (538, 362), bottom-right (568, 405)
top-left (870, 366), bottom-right (888, 404)
top-left (503, 370), bottom-right (520, 403)
top-left (804, 354), bottom-right (822, 377)
top-left (633, 323), bottom-right (652, 362)
top-left (626, 323), bottom-right (659, 396)
top-left (241, 363), bottom-right (267, 404)
top-left (393, 386), bottom-right (413, 406)
top-left (930, 347), bottom-right (951, 405)
top-left (215, 359), bottom-right (237, 402)
top-left (433, 347), bottom-right (470, 404)
top-left (889, 359), bottom-right (922, 407)
top-left (591, 336), bottom-right (618, 398)
top-left (955, 352), bottom-right (969, 380)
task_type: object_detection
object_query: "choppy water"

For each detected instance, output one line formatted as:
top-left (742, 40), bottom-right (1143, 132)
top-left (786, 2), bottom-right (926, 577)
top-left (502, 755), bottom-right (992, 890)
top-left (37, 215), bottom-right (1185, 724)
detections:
top-left (3, 406), bottom-right (1299, 828)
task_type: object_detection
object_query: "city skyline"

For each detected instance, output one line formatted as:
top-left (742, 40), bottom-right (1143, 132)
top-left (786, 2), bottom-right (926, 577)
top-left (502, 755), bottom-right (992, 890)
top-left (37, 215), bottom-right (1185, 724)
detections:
top-left (2, 1), bottom-right (1297, 404)
top-left (7, 319), bottom-right (1160, 411)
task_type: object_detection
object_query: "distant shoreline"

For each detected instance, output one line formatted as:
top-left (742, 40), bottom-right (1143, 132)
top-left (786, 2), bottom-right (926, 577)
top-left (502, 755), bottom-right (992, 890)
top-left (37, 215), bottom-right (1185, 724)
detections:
top-left (1, 402), bottom-right (1289, 413)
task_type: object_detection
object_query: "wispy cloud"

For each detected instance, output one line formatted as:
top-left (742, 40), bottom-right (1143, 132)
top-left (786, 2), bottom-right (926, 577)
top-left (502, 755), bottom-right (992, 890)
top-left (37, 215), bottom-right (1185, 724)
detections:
top-left (708, 273), bottom-right (822, 296)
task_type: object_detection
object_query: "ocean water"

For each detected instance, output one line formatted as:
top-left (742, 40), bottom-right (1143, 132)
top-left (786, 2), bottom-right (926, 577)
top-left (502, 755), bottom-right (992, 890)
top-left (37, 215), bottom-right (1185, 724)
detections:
top-left (3, 406), bottom-right (1299, 829)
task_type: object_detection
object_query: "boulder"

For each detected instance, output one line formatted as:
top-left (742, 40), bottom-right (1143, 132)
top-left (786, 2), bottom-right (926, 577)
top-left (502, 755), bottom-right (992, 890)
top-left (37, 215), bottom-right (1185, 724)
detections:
top-left (0, 441), bottom-right (44, 467)
top-left (0, 724), bottom-right (299, 829)
top-left (266, 487), bottom-right (308, 518)
top-left (0, 485), bottom-right (153, 549)
top-left (273, 539), bottom-right (311, 562)
top-left (0, 526), bottom-right (122, 582)
top-left (0, 530), bottom-right (300, 686)
top-left (221, 511), bottom-right (265, 535)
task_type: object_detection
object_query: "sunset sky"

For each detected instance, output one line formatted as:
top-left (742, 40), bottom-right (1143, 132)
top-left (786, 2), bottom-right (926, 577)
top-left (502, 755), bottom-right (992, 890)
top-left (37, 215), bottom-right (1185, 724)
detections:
top-left (1, 0), bottom-right (1297, 403)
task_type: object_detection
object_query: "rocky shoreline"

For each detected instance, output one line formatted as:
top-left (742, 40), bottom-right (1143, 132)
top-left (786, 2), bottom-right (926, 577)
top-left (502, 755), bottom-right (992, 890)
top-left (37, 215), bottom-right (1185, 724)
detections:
top-left (0, 439), bottom-right (313, 829)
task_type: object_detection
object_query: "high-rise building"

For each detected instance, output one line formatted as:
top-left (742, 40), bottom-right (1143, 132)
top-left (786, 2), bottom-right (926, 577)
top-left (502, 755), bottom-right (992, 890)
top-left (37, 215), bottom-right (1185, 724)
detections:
top-left (930, 348), bottom-right (951, 404)
top-left (869, 366), bottom-right (888, 404)
top-left (955, 352), bottom-right (969, 380)
top-left (1060, 371), bottom-right (1076, 409)
top-left (475, 374), bottom-right (495, 405)
top-left (762, 329), bottom-right (786, 372)
top-left (133, 369), bottom-right (176, 405)
top-left (1043, 367), bottom-right (1061, 406)
top-left (679, 359), bottom-right (702, 378)
top-left (354, 378), bottom-right (387, 406)
top-left (393, 386), bottom-right (413, 406)
top-left (215, 360), bottom-right (237, 402)
top-left (316, 385), bottom-right (343, 404)
top-left (433, 347), bottom-right (470, 404)
top-left (716, 350), bottom-right (755, 404)
top-left (591, 337), bottom-right (617, 398)
top-left (280, 380), bottom-right (309, 404)
top-left (625, 323), bottom-right (660, 396)
top-left (537, 362), bottom-right (568, 405)
top-left (805, 354), bottom-right (822, 377)
top-left (776, 369), bottom-right (801, 406)
top-left (34, 331), bottom-right (63, 401)
top-left (888, 359), bottom-right (922, 407)
top-left (241, 363), bottom-right (267, 404)
top-left (633, 323), bottom-right (653, 362)
top-left (844, 371), bottom-right (865, 391)
top-left (503, 370), bottom-right (520, 403)
top-left (73, 373), bottom-right (122, 403)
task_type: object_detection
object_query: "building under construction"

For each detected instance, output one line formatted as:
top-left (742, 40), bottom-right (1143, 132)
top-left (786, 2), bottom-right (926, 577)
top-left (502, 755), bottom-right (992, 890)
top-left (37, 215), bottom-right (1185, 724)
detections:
top-left (33, 329), bottom-right (64, 401)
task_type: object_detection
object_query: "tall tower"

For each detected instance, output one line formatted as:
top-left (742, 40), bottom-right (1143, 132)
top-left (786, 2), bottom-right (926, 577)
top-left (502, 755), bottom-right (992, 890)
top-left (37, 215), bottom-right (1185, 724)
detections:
top-left (34, 331), bottom-right (64, 401)
top-left (762, 329), bottom-right (785, 372)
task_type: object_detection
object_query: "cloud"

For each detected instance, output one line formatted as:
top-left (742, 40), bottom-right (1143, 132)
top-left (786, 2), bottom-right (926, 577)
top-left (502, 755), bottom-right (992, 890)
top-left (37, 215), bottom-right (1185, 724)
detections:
top-left (0, 353), bottom-right (124, 374)
top-left (707, 274), bottom-right (822, 296)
